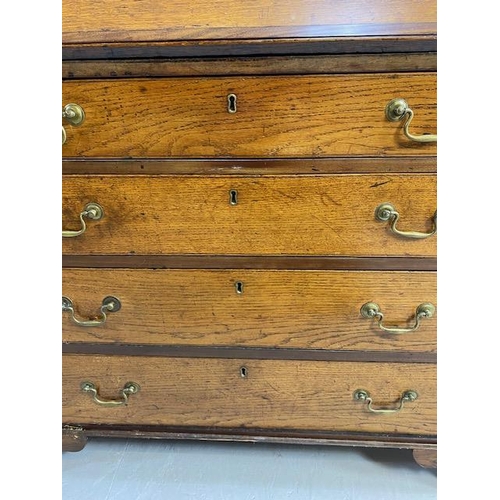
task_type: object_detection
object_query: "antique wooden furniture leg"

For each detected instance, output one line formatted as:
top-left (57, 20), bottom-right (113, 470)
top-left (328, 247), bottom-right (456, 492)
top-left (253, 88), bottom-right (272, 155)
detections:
top-left (413, 449), bottom-right (437, 468)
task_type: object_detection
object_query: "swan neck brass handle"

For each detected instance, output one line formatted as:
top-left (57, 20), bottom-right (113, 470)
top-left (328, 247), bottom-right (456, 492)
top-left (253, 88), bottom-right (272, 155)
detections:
top-left (62, 202), bottom-right (103, 238)
top-left (361, 302), bottom-right (435, 334)
top-left (62, 103), bottom-right (85, 145)
top-left (80, 381), bottom-right (140, 407)
top-left (375, 203), bottom-right (437, 239)
top-left (386, 98), bottom-right (437, 143)
top-left (353, 389), bottom-right (418, 414)
top-left (62, 296), bottom-right (121, 327)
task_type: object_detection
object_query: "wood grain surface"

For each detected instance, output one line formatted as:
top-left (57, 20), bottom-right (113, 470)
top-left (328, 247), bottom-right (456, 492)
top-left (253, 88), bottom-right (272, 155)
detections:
top-left (63, 36), bottom-right (437, 60)
top-left (74, 425), bottom-right (437, 447)
top-left (62, 344), bottom-right (436, 364)
top-left (62, 174), bottom-right (437, 257)
top-left (63, 0), bottom-right (436, 44)
top-left (62, 74), bottom-right (436, 158)
top-left (62, 255), bottom-right (437, 271)
top-left (62, 53), bottom-right (437, 79)
top-left (62, 355), bottom-right (436, 435)
top-left (62, 157), bottom-right (437, 176)
top-left (62, 269), bottom-right (436, 352)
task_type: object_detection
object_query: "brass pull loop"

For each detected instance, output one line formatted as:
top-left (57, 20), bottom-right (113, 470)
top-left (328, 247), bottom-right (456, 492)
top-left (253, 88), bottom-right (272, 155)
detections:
top-left (353, 389), bottom-right (418, 414)
top-left (80, 381), bottom-right (140, 407)
top-left (62, 296), bottom-right (121, 327)
top-left (385, 98), bottom-right (437, 143)
top-left (62, 202), bottom-right (103, 238)
top-left (62, 103), bottom-right (85, 145)
top-left (360, 302), bottom-right (435, 334)
top-left (375, 203), bottom-right (437, 239)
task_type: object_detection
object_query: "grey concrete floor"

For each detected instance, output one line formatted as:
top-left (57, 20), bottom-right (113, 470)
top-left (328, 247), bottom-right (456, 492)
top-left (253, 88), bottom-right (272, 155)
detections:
top-left (62, 438), bottom-right (436, 499)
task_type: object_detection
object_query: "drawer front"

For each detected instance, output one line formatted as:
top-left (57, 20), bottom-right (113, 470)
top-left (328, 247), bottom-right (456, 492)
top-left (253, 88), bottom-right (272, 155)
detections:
top-left (62, 355), bottom-right (436, 435)
top-left (62, 174), bottom-right (437, 257)
top-left (62, 74), bottom-right (436, 158)
top-left (62, 269), bottom-right (436, 352)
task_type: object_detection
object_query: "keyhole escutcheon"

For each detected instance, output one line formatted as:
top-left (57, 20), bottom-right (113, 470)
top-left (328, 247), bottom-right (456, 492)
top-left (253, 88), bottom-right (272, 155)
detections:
top-left (227, 94), bottom-right (237, 113)
top-left (234, 281), bottom-right (244, 294)
top-left (229, 189), bottom-right (238, 206)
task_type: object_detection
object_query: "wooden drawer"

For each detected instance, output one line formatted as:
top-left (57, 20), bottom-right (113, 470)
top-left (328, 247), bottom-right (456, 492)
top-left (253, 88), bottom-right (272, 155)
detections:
top-left (62, 174), bottom-right (436, 257)
top-left (62, 74), bottom-right (436, 158)
top-left (62, 269), bottom-right (436, 353)
top-left (62, 355), bottom-right (436, 435)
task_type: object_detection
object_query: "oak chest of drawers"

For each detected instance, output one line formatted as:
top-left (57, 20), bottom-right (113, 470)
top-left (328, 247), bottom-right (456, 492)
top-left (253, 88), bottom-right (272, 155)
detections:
top-left (62, 0), bottom-right (437, 468)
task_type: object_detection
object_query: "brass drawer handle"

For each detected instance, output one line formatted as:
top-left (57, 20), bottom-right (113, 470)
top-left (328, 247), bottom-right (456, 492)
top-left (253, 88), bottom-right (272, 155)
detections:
top-left (375, 203), bottom-right (437, 239)
top-left (385, 98), bottom-right (437, 143)
top-left (62, 202), bottom-right (103, 238)
top-left (80, 381), bottom-right (140, 407)
top-left (353, 389), bottom-right (418, 414)
top-left (360, 302), bottom-right (435, 334)
top-left (62, 103), bottom-right (85, 145)
top-left (62, 296), bottom-right (121, 327)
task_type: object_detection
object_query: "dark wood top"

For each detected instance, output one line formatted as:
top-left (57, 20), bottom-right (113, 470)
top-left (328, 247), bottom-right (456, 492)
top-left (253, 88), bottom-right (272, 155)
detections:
top-left (62, 0), bottom-right (437, 58)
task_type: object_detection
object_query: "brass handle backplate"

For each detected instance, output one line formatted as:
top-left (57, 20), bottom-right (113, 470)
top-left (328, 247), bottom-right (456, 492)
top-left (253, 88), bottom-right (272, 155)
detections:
top-left (353, 389), bottom-right (418, 414)
top-left (80, 381), bottom-right (140, 407)
top-left (375, 203), bottom-right (437, 239)
top-left (62, 296), bottom-right (121, 327)
top-left (62, 202), bottom-right (103, 238)
top-left (62, 103), bottom-right (85, 144)
top-left (360, 302), bottom-right (435, 334)
top-left (386, 98), bottom-right (437, 143)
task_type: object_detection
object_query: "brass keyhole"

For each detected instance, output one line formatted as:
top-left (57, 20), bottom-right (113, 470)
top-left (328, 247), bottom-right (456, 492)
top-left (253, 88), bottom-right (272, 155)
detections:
top-left (227, 94), bottom-right (237, 113)
top-left (240, 366), bottom-right (248, 378)
top-left (234, 281), bottom-right (244, 294)
top-left (229, 189), bottom-right (238, 206)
